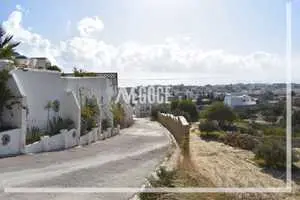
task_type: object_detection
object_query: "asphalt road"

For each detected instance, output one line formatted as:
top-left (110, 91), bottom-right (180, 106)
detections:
top-left (0, 118), bottom-right (171, 200)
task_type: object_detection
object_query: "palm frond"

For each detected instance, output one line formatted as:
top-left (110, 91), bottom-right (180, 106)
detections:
top-left (0, 26), bottom-right (6, 41)
top-left (0, 35), bottom-right (13, 48)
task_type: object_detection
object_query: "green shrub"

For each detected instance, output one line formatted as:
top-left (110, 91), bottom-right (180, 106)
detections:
top-left (200, 131), bottom-right (225, 141)
top-left (47, 117), bottom-right (74, 136)
top-left (101, 118), bottom-right (110, 131)
top-left (26, 126), bottom-right (42, 144)
top-left (81, 106), bottom-right (96, 135)
top-left (198, 120), bottom-right (219, 133)
top-left (139, 166), bottom-right (176, 200)
top-left (150, 103), bottom-right (170, 121)
top-left (171, 100), bottom-right (198, 122)
top-left (201, 102), bottom-right (237, 128)
top-left (73, 67), bottom-right (96, 77)
top-left (46, 65), bottom-right (61, 72)
top-left (111, 103), bottom-right (125, 127)
top-left (263, 127), bottom-right (285, 136)
top-left (254, 138), bottom-right (290, 169)
top-left (80, 96), bottom-right (100, 135)
top-left (222, 133), bottom-right (260, 150)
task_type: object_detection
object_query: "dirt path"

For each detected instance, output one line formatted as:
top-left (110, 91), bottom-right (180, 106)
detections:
top-left (189, 131), bottom-right (292, 200)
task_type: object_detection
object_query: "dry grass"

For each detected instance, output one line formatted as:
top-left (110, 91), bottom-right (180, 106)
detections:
top-left (189, 126), bottom-right (294, 200)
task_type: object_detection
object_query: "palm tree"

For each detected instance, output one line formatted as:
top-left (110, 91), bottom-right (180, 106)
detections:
top-left (0, 26), bottom-right (20, 60)
top-left (44, 101), bottom-right (52, 131)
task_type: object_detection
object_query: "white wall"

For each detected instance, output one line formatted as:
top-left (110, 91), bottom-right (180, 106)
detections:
top-left (0, 128), bottom-right (22, 157)
top-left (63, 77), bottom-right (114, 124)
top-left (60, 91), bottom-right (81, 139)
top-left (24, 140), bottom-right (42, 154)
top-left (25, 128), bottom-right (78, 153)
top-left (12, 69), bottom-right (67, 131)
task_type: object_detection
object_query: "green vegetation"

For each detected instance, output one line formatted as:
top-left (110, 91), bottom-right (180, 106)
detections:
top-left (253, 138), bottom-right (296, 169)
top-left (47, 117), bottom-right (74, 136)
top-left (46, 65), bottom-right (62, 72)
top-left (0, 26), bottom-right (20, 59)
top-left (139, 166), bottom-right (231, 200)
top-left (198, 120), bottom-right (219, 133)
top-left (150, 103), bottom-right (170, 121)
top-left (26, 126), bottom-right (42, 144)
top-left (73, 67), bottom-right (97, 77)
top-left (222, 133), bottom-right (260, 151)
top-left (201, 102), bottom-right (237, 129)
top-left (197, 99), bottom-right (300, 169)
top-left (111, 103), bottom-right (125, 127)
top-left (44, 100), bottom-right (75, 136)
top-left (101, 118), bottom-right (111, 132)
top-left (199, 131), bottom-right (225, 141)
top-left (170, 100), bottom-right (198, 122)
top-left (81, 97), bottom-right (100, 135)
top-left (0, 69), bottom-right (13, 129)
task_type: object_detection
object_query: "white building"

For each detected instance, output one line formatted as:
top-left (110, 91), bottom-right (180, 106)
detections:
top-left (15, 57), bottom-right (51, 69)
top-left (0, 59), bottom-right (133, 157)
top-left (224, 94), bottom-right (256, 108)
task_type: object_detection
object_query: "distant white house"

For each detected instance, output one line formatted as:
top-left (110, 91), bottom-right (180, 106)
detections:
top-left (224, 93), bottom-right (256, 108)
top-left (15, 56), bottom-right (51, 69)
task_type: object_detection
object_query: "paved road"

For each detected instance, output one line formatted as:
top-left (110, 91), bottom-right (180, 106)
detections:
top-left (0, 118), bottom-right (171, 200)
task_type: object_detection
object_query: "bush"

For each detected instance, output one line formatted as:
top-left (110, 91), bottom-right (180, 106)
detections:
top-left (81, 97), bottom-right (100, 135)
top-left (263, 127), bottom-right (285, 136)
top-left (263, 115), bottom-right (277, 123)
top-left (198, 120), bottom-right (219, 133)
top-left (139, 166), bottom-right (176, 200)
top-left (101, 118), bottom-right (110, 131)
top-left (222, 133), bottom-right (260, 150)
top-left (200, 131), bottom-right (225, 141)
top-left (150, 103), bottom-right (170, 121)
top-left (46, 65), bottom-right (61, 72)
top-left (73, 67), bottom-right (96, 77)
top-left (171, 100), bottom-right (198, 122)
top-left (26, 126), bottom-right (42, 144)
top-left (254, 138), bottom-right (292, 169)
top-left (111, 103), bottom-right (125, 127)
top-left (201, 102), bottom-right (237, 128)
top-left (47, 117), bottom-right (74, 136)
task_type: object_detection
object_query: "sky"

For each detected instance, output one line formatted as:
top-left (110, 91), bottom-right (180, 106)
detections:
top-left (0, 0), bottom-right (299, 86)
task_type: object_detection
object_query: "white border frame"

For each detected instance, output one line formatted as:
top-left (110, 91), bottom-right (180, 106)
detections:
top-left (4, 0), bottom-right (293, 194)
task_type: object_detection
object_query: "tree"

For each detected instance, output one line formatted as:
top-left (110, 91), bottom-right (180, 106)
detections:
top-left (0, 26), bottom-right (20, 60)
top-left (44, 101), bottom-right (52, 131)
top-left (202, 102), bottom-right (237, 128)
top-left (199, 120), bottom-right (218, 133)
top-left (171, 99), bottom-right (198, 122)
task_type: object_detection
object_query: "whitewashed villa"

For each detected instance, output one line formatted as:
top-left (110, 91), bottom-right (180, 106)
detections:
top-left (0, 59), bottom-right (133, 157)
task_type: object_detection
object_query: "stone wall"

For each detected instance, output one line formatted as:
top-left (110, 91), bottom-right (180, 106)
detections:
top-left (157, 112), bottom-right (190, 155)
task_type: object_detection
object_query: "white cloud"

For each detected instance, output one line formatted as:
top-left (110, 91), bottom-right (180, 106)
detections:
top-left (16, 4), bottom-right (22, 11)
top-left (77, 16), bottom-right (104, 37)
top-left (2, 7), bottom-right (293, 85)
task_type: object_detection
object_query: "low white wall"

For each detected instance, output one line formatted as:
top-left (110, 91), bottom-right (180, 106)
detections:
top-left (0, 128), bottom-right (22, 157)
top-left (79, 128), bottom-right (98, 146)
top-left (64, 129), bottom-right (78, 149)
top-left (25, 128), bottom-right (78, 153)
top-left (47, 133), bottom-right (65, 151)
top-left (24, 140), bottom-right (42, 154)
